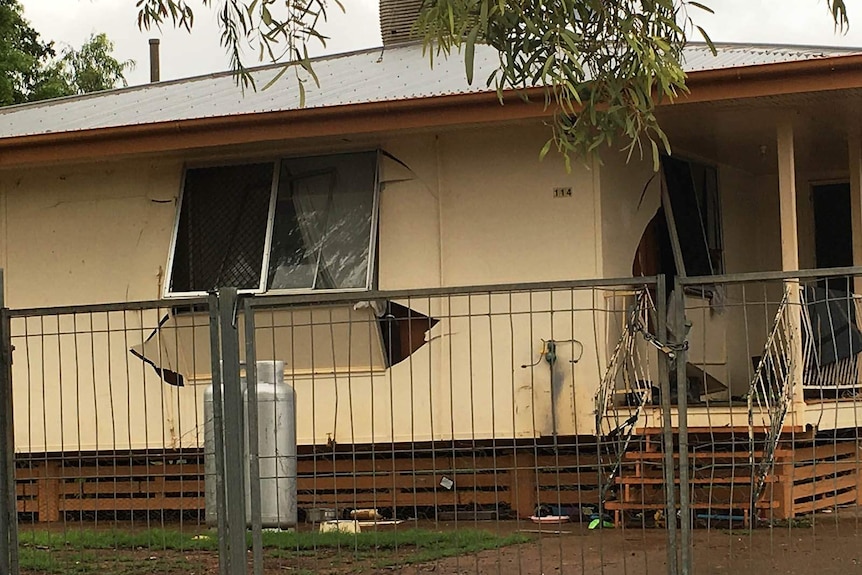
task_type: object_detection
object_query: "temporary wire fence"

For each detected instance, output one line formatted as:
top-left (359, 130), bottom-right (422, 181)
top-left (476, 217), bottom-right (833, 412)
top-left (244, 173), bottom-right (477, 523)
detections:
top-left (4, 297), bottom-right (212, 575)
top-left (679, 267), bottom-right (862, 575)
top-left (6, 268), bottom-right (862, 575)
top-left (0, 276), bottom-right (685, 575)
top-left (241, 277), bottom-right (666, 575)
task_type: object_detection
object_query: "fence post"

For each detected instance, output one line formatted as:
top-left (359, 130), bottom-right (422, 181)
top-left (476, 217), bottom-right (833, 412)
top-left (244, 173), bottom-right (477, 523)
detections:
top-left (657, 275), bottom-right (679, 575)
top-left (674, 278), bottom-right (692, 575)
top-left (218, 287), bottom-right (247, 575)
top-left (244, 299), bottom-right (264, 575)
top-left (209, 289), bottom-right (248, 575)
top-left (0, 269), bottom-right (18, 575)
top-left (208, 293), bottom-right (230, 575)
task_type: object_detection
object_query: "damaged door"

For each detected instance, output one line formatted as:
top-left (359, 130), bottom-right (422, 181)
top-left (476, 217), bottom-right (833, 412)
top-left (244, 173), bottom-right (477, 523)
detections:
top-left (633, 156), bottom-right (728, 402)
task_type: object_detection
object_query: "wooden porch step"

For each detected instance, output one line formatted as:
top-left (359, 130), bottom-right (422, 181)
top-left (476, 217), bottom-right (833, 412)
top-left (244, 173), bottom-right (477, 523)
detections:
top-left (787, 441), bottom-right (860, 463)
top-left (637, 426), bottom-right (805, 435)
top-left (626, 450), bottom-right (792, 461)
top-left (792, 489), bottom-right (857, 515)
top-left (615, 475), bottom-right (777, 485)
top-left (786, 460), bottom-right (861, 480)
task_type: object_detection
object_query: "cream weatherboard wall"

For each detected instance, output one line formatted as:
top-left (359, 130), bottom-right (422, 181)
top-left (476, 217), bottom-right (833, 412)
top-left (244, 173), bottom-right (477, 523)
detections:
top-left (1, 160), bottom-right (179, 307)
top-left (0, 122), bottom-right (622, 453)
top-left (1, 160), bottom-right (187, 454)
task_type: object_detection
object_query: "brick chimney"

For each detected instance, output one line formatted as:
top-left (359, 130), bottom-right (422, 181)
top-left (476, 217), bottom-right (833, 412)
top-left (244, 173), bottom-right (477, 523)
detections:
top-left (149, 39), bottom-right (160, 82)
top-left (379, 0), bottom-right (423, 46)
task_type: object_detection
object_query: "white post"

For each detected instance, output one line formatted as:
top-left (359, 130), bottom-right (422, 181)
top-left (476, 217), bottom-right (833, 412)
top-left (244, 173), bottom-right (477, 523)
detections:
top-left (848, 133), bottom-right (862, 386)
top-left (777, 120), bottom-right (805, 412)
top-left (849, 133), bottom-right (862, 293)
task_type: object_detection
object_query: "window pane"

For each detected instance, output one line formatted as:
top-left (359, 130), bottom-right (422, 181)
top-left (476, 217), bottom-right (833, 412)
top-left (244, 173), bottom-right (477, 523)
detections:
top-left (170, 163), bottom-right (274, 292)
top-left (268, 152), bottom-right (377, 290)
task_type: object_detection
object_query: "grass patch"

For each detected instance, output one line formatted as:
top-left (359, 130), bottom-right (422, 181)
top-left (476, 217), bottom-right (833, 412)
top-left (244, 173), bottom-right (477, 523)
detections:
top-left (770, 516), bottom-right (813, 529)
top-left (20, 547), bottom-right (62, 573)
top-left (19, 528), bottom-right (219, 552)
top-left (19, 527), bottom-right (531, 574)
top-left (21, 549), bottom-right (100, 575)
top-left (21, 527), bottom-right (528, 553)
top-left (261, 528), bottom-right (530, 567)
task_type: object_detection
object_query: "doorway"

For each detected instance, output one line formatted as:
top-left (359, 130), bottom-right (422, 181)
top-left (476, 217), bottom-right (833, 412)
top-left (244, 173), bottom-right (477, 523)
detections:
top-left (812, 182), bottom-right (853, 270)
top-left (812, 182), bottom-right (853, 294)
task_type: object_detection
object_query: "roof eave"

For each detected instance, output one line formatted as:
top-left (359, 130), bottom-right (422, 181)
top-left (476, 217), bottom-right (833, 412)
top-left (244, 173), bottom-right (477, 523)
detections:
top-left (679, 51), bottom-right (862, 103)
top-left (0, 89), bottom-right (549, 168)
top-left (4, 53), bottom-right (862, 168)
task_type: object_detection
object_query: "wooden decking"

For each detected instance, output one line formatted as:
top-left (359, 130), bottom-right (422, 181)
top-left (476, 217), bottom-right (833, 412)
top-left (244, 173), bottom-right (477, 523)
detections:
top-left (14, 430), bottom-right (862, 525)
top-left (605, 399), bottom-right (862, 435)
top-left (16, 455), bottom-right (205, 523)
top-left (604, 432), bottom-right (862, 525)
top-left (14, 446), bottom-right (612, 523)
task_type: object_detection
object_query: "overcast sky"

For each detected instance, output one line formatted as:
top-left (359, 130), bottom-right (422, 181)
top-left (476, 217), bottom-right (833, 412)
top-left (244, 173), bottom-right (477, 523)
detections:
top-left (17, 0), bottom-right (862, 87)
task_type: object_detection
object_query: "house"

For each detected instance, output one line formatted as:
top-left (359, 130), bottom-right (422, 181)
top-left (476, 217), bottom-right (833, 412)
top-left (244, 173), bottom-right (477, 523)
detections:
top-left (3, 11), bottom-right (862, 521)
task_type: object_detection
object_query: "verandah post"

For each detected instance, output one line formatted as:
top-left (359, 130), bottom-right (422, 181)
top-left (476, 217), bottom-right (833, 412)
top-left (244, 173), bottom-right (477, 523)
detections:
top-left (777, 121), bottom-right (806, 419)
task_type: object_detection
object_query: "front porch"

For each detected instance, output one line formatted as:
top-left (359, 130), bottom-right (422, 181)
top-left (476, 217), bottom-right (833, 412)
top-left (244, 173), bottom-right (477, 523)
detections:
top-left (608, 395), bottom-right (862, 433)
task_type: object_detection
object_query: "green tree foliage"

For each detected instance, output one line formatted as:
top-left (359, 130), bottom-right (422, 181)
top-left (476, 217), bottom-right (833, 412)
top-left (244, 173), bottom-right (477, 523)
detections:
top-left (0, 0), bottom-right (54, 105)
top-left (56, 33), bottom-right (135, 95)
top-left (0, 1), bottom-right (133, 105)
top-left (136, 0), bottom-right (848, 166)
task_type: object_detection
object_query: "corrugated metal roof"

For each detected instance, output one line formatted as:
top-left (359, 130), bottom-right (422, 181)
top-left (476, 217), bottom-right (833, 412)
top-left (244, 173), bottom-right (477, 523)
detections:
top-left (0, 42), bottom-right (859, 140)
top-left (681, 42), bottom-right (858, 71)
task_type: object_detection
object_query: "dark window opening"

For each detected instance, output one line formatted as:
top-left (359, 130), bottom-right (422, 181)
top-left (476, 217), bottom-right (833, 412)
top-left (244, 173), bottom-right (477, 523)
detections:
top-left (633, 156), bottom-right (723, 281)
top-left (813, 182), bottom-right (853, 270)
top-left (812, 182), bottom-right (853, 293)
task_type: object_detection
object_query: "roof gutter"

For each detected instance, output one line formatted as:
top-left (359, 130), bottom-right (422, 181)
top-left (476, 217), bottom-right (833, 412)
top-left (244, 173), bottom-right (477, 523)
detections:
top-left (678, 52), bottom-right (862, 104)
top-left (3, 53), bottom-right (862, 167)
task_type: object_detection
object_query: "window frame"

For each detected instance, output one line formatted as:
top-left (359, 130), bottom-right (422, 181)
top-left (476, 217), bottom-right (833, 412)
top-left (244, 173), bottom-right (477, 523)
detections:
top-left (164, 150), bottom-right (381, 299)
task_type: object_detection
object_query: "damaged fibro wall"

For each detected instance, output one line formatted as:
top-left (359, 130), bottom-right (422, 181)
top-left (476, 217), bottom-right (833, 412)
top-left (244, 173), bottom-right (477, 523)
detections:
top-left (2, 122), bottom-right (599, 308)
top-left (0, 121), bottom-right (615, 450)
top-left (0, 110), bottom-right (838, 449)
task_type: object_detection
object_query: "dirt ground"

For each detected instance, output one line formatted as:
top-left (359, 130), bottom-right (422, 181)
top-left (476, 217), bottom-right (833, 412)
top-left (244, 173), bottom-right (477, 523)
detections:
top-left (19, 517), bottom-right (862, 574)
top-left (419, 522), bottom-right (862, 575)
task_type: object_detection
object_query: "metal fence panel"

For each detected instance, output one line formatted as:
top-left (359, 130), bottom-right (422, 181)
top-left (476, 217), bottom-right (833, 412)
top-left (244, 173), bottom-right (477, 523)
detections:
top-left (3, 276), bottom-right (688, 575)
top-left (677, 267), bottom-right (862, 575)
top-left (8, 267), bottom-right (862, 575)
top-left (241, 278), bottom-right (666, 574)
top-left (7, 295), bottom-right (218, 575)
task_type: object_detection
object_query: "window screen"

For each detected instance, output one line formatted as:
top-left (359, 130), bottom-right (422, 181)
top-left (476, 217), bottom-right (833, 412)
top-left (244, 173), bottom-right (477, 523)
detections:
top-left (170, 163), bottom-right (274, 293)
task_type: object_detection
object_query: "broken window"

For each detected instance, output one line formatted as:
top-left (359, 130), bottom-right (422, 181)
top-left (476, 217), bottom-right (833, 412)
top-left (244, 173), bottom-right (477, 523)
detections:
top-left (167, 151), bottom-right (379, 296)
top-left (634, 156), bottom-right (723, 280)
top-left (661, 156), bottom-right (723, 277)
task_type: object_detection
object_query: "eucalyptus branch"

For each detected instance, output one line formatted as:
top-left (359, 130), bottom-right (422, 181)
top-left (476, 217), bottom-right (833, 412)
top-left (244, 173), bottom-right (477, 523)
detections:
top-left (136, 0), bottom-right (343, 94)
top-left (136, 0), bottom-right (850, 169)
